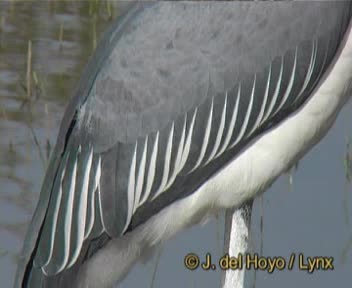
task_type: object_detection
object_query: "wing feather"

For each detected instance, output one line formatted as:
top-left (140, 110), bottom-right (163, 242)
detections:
top-left (205, 93), bottom-right (227, 164)
top-left (190, 98), bottom-right (214, 172)
top-left (133, 137), bottom-right (148, 213)
top-left (139, 132), bottom-right (159, 206)
top-left (230, 75), bottom-right (256, 148)
top-left (164, 115), bottom-right (187, 190)
top-left (179, 108), bottom-right (198, 172)
top-left (123, 143), bottom-right (137, 232)
top-left (262, 57), bottom-right (284, 124)
top-left (216, 88), bottom-right (240, 158)
top-left (293, 39), bottom-right (318, 105)
top-left (250, 64), bottom-right (272, 134)
top-left (151, 123), bottom-right (174, 200)
top-left (42, 147), bottom-right (79, 275)
top-left (67, 145), bottom-right (93, 268)
top-left (84, 155), bottom-right (99, 239)
top-left (19, 3), bottom-right (351, 287)
top-left (33, 153), bottom-right (68, 268)
top-left (32, 144), bottom-right (105, 277)
top-left (273, 47), bottom-right (298, 114)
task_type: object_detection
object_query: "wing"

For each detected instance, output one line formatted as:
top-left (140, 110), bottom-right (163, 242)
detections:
top-left (16, 1), bottom-right (352, 287)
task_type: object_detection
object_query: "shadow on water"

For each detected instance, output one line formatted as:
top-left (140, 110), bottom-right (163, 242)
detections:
top-left (0, 1), bottom-right (121, 287)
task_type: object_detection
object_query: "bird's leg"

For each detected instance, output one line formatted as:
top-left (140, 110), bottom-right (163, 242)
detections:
top-left (221, 200), bottom-right (253, 288)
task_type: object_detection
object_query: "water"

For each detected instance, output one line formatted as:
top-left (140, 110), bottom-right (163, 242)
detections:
top-left (1, 1), bottom-right (352, 288)
top-left (0, 1), bottom-right (121, 287)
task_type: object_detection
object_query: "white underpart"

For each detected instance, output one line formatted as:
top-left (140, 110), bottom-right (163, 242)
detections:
top-left (76, 26), bottom-right (352, 288)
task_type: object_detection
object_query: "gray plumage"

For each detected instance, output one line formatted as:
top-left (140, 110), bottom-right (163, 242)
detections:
top-left (15, 1), bottom-right (352, 287)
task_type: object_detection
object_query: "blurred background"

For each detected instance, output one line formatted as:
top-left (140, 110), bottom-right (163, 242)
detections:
top-left (0, 1), bottom-right (352, 288)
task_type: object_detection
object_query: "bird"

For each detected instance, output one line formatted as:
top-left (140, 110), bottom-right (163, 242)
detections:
top-left (14, 1), bottom-right (352, 287)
